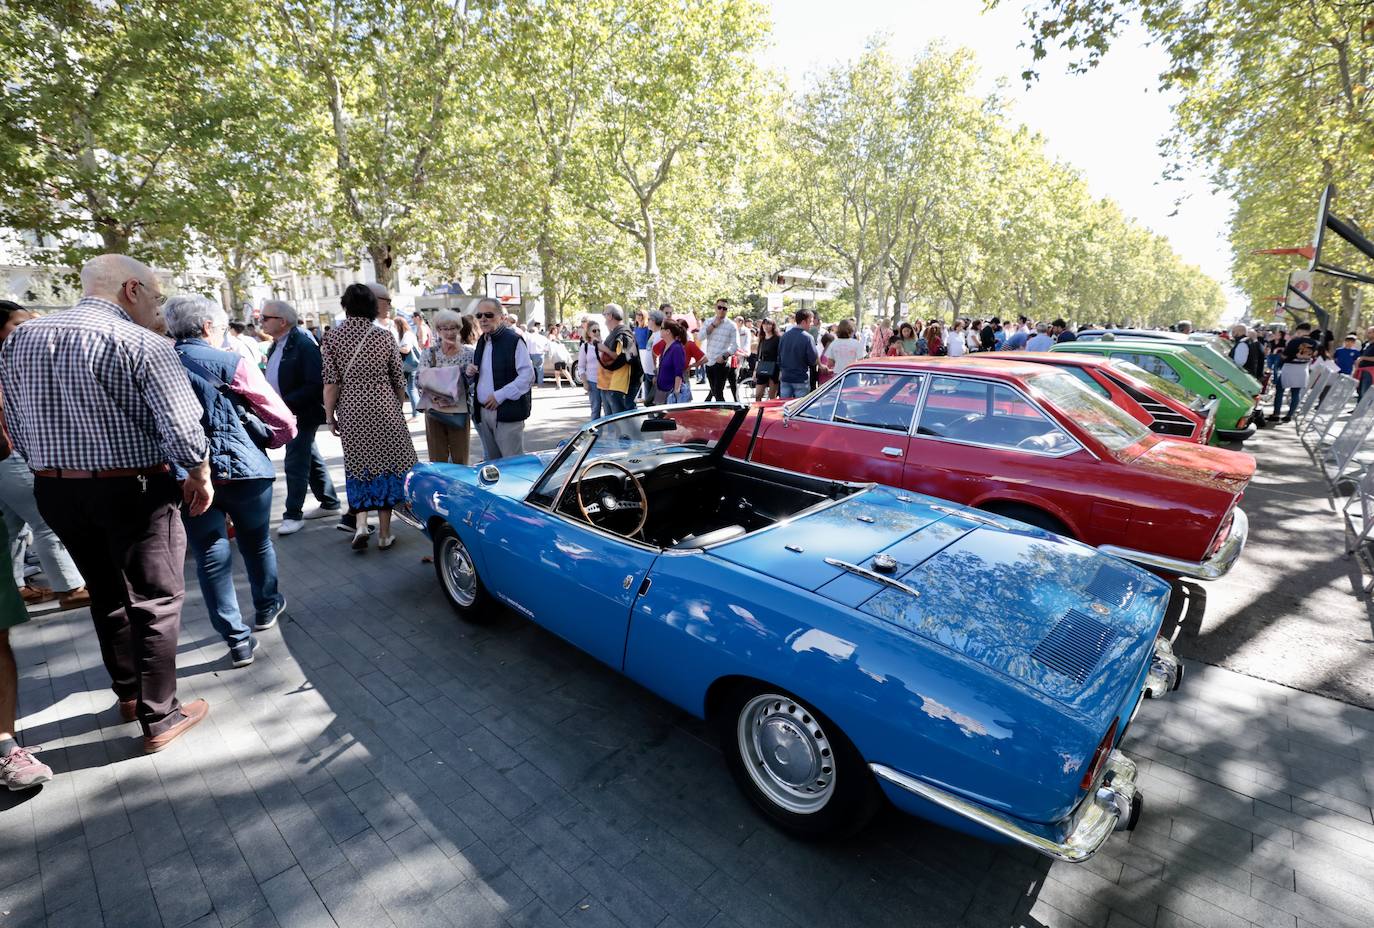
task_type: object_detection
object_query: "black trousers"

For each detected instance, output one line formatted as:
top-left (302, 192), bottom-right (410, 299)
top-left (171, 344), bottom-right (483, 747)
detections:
top-left (706, 363), bottom-right (738, 402)
top-left (35, 473), bottom-right (190, 736)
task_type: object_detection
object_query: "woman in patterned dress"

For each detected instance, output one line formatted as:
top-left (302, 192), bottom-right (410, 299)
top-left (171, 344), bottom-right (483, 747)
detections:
top-left (321, 284), bottom-right (418, 552)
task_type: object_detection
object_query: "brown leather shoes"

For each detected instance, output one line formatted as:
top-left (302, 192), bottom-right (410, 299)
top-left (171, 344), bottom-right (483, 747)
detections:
top-left (58, 587), bottom-right (91, 609)
top-left (19, 585), bottom-right (56, 605)
top-left (117, 699), bottom-right (137, 723)
top-left (143, 699), bottom-right (209, 753)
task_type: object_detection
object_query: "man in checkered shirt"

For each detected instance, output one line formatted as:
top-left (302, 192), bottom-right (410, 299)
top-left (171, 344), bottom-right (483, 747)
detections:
top-left (0, 254), bottom-right (214, 753)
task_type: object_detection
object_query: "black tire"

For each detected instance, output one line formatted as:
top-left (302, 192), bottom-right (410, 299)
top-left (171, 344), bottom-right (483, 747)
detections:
top-left (432, 525), bottom-right (495, 623)
top-left (716, 684), bottom-right (880, 839)
top-left (980, 502), bottom-right (1071, 538)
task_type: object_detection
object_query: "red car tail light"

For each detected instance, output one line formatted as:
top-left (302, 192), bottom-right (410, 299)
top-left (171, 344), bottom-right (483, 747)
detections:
top-left (1080, 718), bottom-right (1119, 791)
top-left (1208, 511), bottom-right (1235, 556)
top-left (1235, 415), bottom-right (1249, 429)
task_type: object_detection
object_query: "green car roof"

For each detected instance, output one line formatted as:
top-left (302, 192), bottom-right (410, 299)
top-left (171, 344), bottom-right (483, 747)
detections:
top-left (1051, 340), bottom-right (1254, 425)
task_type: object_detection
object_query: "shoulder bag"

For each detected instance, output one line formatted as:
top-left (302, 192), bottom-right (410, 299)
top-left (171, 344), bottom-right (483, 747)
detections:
top-left (178, 350), bottom-right (275, 450)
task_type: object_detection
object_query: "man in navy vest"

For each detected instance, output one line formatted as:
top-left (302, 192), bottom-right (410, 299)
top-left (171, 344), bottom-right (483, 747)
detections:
top-left (262, 300), bottom-right (341, 534)
top-left (468, 298), bottom-right (534, 460)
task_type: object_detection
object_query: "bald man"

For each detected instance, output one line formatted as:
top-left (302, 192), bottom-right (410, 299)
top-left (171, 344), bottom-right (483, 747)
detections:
top-left (0, 254), bottom-right (212, 753)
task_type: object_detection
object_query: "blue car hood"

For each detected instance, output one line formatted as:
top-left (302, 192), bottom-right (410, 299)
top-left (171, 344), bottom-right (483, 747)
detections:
top-left (711, 487), bottom-right (1168, 714)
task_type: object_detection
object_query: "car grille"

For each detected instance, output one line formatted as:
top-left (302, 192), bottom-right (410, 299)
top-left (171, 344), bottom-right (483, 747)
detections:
top-left (1032, 610), bottom-right (1120, 684)
top-left (1084, 563), bottom-right (1138, 609)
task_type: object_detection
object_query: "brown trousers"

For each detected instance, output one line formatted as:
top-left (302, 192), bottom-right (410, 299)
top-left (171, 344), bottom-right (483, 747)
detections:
top-left (35, 473), bottom-right (189, 736)
top-left (425, 412), bottom-right (471, 465)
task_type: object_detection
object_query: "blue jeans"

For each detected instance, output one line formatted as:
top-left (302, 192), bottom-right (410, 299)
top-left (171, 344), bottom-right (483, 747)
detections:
top-left (602, 389), bottom-right (634, 415)
top-left (183, 478), bottom-right (282, 647)
top-left (672, 381), bottom-right (693, 404)
top-left (780, 380), bottom-right (809, 399)
top-left (586, 383), bottom-right (602, 419)
top-left (282, 426), bottom-right (339, 520)
top-left (530, 355), bottom-right (544, 388)
top-left (1274, 387), bottom-right (1301, 419)
top-left (403, 371), bottom-right (420, 416)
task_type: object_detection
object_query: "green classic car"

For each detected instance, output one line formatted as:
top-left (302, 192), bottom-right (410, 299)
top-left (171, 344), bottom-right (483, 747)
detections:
top-left (1074, 330), bottom-right (1264, 406)
top-left (1052, 341), bottom-right (1258, 444)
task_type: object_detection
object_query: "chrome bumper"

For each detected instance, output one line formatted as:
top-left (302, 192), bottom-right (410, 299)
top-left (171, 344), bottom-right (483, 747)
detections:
top-left (870, 751), bottom-right (1141, 863)
top-left (393, 503), bottom-right (424, 531)
top-left (1098, 507), bottom-right (1248, 580)
top-left (1143, 636), bottom-right (1183, 699)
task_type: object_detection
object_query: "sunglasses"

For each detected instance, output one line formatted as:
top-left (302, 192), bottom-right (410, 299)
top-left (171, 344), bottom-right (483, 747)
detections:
top-left (475, 312), bottom-right (497, 319)
top-left (261, 314), bottom-right (284, 322)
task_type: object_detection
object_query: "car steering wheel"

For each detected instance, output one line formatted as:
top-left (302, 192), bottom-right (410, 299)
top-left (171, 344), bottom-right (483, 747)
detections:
top-left (574, 460), bottom-right (648, 538)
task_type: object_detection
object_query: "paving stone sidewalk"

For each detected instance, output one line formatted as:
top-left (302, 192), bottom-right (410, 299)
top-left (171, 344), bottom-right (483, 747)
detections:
top-left (3, 387), bottom-right (1374, 928)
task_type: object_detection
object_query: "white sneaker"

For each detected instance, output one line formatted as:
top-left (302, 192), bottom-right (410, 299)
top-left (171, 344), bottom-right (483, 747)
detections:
top-left (279, 518), bottom-right (305, 536)
top-left (304, 506), bottom-right (338, 520)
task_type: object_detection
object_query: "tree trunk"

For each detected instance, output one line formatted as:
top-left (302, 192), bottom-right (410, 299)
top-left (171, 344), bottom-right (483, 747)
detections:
top-left (1337, 282), bottom-right (1356, 337)
top-left (538, 233), bottom-right (560, 324)
top-left (640, 200), bottom-right (659, 306)
top-left (367, 242), bottom-right (394, 288)
top-left (850, 259), bottom-right (865, 330)
top-left (96, 220), bottom-right (129, 254)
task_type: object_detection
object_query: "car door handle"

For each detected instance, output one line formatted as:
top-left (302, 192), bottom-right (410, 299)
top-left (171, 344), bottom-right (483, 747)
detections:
top-left (882, 447), bottom-right (903, 458)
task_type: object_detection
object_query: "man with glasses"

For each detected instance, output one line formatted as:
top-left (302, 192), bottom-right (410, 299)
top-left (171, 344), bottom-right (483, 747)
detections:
top-left (0, 254), bottom-right (213, 754)
top-left (467, 298), bottom-right (534, 460)
top-left (262, 300), bottom-right (341, 535)
top-left (701, 299), bottom-right (740, 402)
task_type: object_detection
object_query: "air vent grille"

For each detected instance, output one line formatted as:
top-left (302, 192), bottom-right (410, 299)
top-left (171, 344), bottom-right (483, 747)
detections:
top-left (1085, 563), bottom-right (1137, 609)
top-left (1032, 610), bottom-right (1119, 684)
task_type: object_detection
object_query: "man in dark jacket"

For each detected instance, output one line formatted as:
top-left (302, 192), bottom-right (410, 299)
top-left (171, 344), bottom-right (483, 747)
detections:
top-left (469, 297), bottom-right (535, 460)
top-left (778, 308), bottom-right (819, 399)
top-left (262, 300), bottom-right (341, 534)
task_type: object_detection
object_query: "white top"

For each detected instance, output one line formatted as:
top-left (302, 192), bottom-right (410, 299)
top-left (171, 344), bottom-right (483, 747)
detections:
top-left (827, 337), bottom-right (863, 374)
top-left (525, 330), bottom-right (549, 353)
top-left (399, 329), bottom-right (419, 359)
top-left (642, 329), bottom-right (663, 374)
top-left (946, 334), bottom-right (967, 357)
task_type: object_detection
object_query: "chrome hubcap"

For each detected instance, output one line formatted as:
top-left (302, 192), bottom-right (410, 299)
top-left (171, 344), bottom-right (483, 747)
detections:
top-left (440, 536), bottom-right (477, 607)
top-left (738, 694), bottom-right (835, 814)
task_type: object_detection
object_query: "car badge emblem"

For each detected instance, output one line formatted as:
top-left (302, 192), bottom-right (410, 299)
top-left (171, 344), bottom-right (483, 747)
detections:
top-left (1090, 602), bottom-right (1110, 616)
top-left (478, 464), bottom-right (500, 484)
top-left (872, 554), bottom-right (898, 574)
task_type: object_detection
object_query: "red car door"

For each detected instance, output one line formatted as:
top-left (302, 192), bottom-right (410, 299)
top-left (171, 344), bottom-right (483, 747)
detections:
top-left (749, 371), bottom-right (924, 487)
top-left (901, 374), bottom-right (1105, 541)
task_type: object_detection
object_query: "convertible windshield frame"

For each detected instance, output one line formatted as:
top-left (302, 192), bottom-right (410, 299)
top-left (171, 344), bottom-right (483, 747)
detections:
top-left (527, 402), bottom-right (750, 515)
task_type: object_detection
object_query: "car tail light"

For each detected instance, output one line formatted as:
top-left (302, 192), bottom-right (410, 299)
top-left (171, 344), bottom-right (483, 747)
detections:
top-left (1080, 718), bottom-right (1119, 790)
top-left (1235, 415), bottom-right (1249, 429)
top-left (1208, 511), bottom-right (1235, 556)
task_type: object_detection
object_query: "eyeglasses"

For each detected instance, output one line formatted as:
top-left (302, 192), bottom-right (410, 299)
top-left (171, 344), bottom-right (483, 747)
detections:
top-left (715, 306), bottom-right (727, 311)
top-left (475, 312), bottom-right (497, 319)
top-left (261, 315), bottom-right (283, 322)
top-left (436, 324), bottom-right (459, 332)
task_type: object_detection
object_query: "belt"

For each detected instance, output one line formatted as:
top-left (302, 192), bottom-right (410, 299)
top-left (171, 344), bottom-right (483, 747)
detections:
top-left (33, 464), bottom-right (171, 480)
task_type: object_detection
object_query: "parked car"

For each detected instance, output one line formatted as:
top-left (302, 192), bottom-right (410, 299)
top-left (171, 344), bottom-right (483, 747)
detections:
top-left (402, 403), bottom-right (1182, 859)
top-left (741, 357), bottom-right (1254, 579)
top-left (1074, 330), bottom-right (1264, 404)
top-left (1052, 341), bottom-right (1260, 444)
top-left (992, 351), bottom-right (1217, 444)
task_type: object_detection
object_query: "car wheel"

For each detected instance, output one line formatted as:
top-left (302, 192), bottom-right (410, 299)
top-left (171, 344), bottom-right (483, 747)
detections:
top-left (717, 687), bottom-right (879, 839)
top-left (432, 525), bottom-right (494, 622)
top-left (981, 502), bottom-right (1071, 538)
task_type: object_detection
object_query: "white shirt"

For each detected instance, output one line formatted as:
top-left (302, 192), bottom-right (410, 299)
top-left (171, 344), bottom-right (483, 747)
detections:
top-left (643, 329), bottom-right (663, 374)
top-left (476, 327), bottom-right (535, 405)
top-left (1026, 333), bottom-right (1055, 351)
top-left (827, 337), bottom-right (862, 374)
top-left (399, 329), bottom-right (418, 359)
top-left (525, 330), bottom-right (549, 354)
top-left (946, 334), bottom-right (967, 357)
top-left (266, 335), bottom-right (287, 392)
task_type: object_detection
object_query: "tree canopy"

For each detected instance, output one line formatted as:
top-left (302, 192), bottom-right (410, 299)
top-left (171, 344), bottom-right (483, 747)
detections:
top-left (0, 0), bottom-right (1224, 325)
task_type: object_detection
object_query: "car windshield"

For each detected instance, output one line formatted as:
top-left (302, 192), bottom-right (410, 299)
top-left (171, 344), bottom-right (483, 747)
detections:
top-left (529, 405), bottom-right (742, 505)
top-left (1030, 370), bottom-right (1152, 453)
top-left (1109, 359), bottom-right (1201, 406)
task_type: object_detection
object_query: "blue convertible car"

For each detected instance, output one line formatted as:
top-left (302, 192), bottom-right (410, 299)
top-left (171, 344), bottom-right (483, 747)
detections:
top-left (402, 404), bottom-right (1182, 861)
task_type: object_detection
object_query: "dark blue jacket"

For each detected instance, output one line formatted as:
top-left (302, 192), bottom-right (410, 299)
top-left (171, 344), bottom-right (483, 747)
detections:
top-left (778, 326), bottom-right (819, 384)
top-left (267, 327), bottom-right (326, 428)
top-left (473, 326), bottom-right (533, 424)
top-left (174, 339), bottom-right (275, 482)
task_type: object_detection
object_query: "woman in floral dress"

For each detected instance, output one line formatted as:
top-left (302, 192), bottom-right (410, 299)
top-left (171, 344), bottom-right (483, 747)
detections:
top-left (321, 284), bottom-right (418, 552)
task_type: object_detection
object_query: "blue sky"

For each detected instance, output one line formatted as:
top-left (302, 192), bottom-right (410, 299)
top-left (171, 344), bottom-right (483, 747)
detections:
top-left (762, 0), bottom-right (1243, 320)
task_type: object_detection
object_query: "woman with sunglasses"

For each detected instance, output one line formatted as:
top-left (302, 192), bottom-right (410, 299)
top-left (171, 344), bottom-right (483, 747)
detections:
top-left (579, 321), bottom-right (604, 418)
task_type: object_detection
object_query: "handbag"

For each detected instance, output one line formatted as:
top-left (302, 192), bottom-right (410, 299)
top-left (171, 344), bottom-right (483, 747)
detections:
top-left (177, 351), bottom-right (275, 450)
top-left (755, 359), bottom-right (778, 379)
top-left (402, 348), bottom-right (420, 373)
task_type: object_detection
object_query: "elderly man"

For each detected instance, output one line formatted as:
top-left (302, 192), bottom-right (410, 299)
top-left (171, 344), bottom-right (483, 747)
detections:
top-left (596, 304), bottom-right (638, 413)
top-left (262, 300), bottom-right (342, 534)
top-left (467, 297), bottom-right (534, 459)
top-left (1025, 322), bottom-right (1055, 351)
top-left (368, 282), bottom-right (396, 339)
top-left (0, 254), bottom-right (212, 753)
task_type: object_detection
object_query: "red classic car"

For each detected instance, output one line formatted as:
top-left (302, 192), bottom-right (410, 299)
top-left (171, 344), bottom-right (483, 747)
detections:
top-left (736, 357), bottom-right (1255, 579)
top-left (991, 351), bottom-right (1217, 444)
